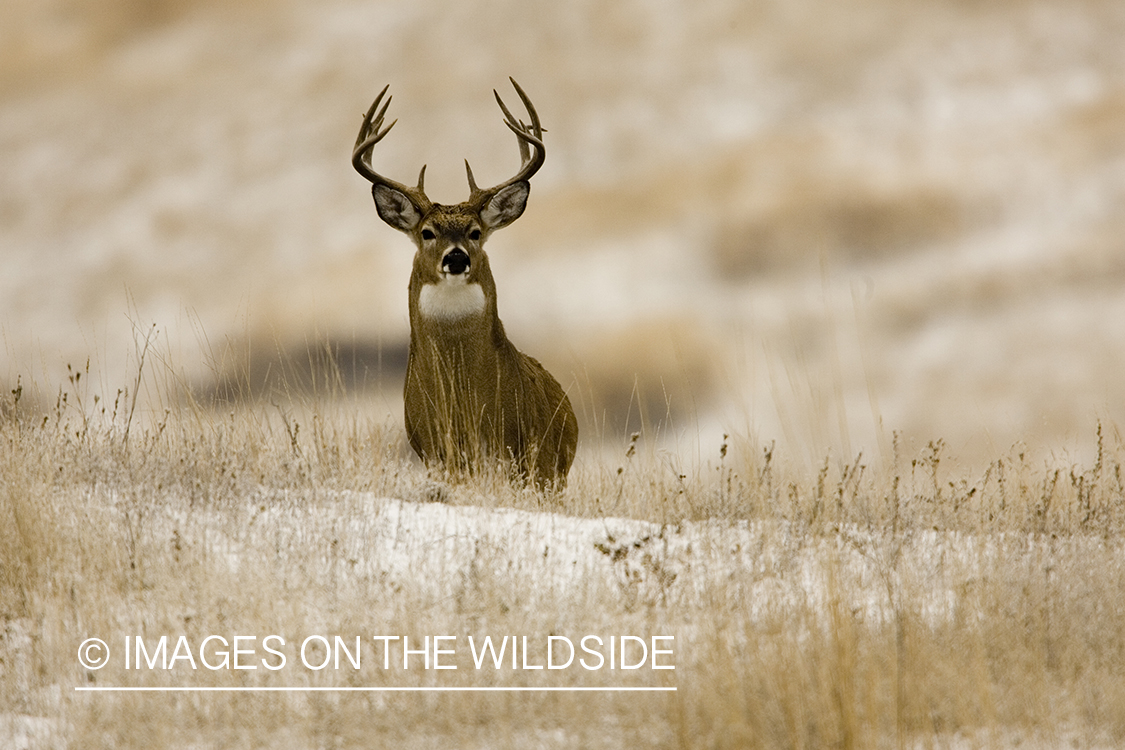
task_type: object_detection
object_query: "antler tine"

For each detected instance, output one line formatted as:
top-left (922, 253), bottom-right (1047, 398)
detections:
top-left (495, 78), bottom-right (542, 132)
top-left (464, 159), bottom-right (479, 193)
top-left (352, 85), bottom-right (430, 206)
top-left (470, 78), bottom-right (546, 200)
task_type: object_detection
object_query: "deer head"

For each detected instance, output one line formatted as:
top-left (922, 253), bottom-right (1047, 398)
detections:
top-left (353, 79), bottom-right (542, 300)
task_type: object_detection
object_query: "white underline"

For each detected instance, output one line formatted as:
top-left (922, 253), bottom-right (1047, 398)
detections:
top-left (75, 686), bottom-right (676, 692)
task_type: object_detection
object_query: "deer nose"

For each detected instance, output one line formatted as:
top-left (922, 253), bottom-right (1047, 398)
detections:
top-left (442, 248), bottom-right (470, 275)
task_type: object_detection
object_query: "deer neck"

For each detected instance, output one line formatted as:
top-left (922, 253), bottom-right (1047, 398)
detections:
top-left (408, 274), bottom-right (505, 377)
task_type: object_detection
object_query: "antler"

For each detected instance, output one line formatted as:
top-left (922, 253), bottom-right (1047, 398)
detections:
top-left (465, 78), bottom-right (546, 203)
top-left (353, 85), bottom-right (432, 210)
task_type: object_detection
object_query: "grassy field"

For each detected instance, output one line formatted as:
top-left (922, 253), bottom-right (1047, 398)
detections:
top-left (2, 354), bottom-right (1123, 749)
top-left (4, 0), bottom-right (1125, 746)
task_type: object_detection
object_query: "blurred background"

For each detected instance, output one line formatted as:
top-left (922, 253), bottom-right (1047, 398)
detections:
top-left (2, 0), bottom-right (1124, 470)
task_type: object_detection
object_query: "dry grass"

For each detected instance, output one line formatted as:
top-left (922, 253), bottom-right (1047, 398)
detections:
top-left (5, 0), bottom-right (1125, 460)
top-left (2, 346), bottom-right (1124, 749)
top-left (4, 3), bottom-right (1125, 742)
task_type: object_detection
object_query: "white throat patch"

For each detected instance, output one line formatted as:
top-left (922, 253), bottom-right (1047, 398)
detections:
top-left (419, 280), bottom-right (487, 320)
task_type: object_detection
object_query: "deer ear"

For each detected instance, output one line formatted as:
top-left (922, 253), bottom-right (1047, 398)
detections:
top-left (373, 184), bottom-right (422, 232)
top-left (481, 181), bottom-right (530, 230)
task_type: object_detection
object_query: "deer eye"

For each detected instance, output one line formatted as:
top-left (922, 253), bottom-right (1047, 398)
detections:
top-left (421, 229), bottom-right (435, 241)
top-left (469, 229), bottom-right (481, 241)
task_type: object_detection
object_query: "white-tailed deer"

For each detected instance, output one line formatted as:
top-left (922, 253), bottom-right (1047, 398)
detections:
top-left (353, 79), bottom-right (578, 488)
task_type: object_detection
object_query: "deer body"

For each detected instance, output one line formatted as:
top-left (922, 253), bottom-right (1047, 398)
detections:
top-left (353, 81), bottom-right (577, 487)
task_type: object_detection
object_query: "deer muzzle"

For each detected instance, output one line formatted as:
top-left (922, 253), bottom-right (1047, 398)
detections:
top-left (442, 248), bottom-right (470, 276)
